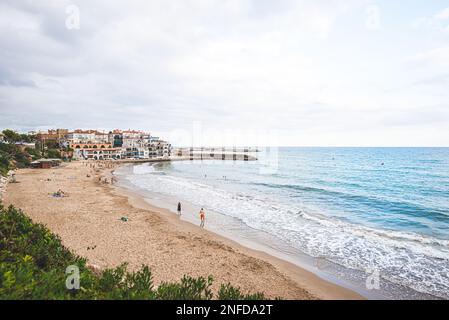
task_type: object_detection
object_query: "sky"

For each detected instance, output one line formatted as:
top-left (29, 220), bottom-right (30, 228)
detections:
top-left (0, 0), bottom-right (449, 147)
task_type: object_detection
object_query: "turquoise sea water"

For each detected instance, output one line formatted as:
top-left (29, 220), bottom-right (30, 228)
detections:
top-left (118, 147), bottom-right (449, 299)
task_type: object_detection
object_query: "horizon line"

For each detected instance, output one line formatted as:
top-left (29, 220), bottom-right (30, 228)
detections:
top-left (173, 145), bottom-right (449, 148)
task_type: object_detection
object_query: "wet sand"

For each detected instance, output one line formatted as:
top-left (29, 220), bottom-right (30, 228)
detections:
top-left (3, 161), bottom-right (363, 300)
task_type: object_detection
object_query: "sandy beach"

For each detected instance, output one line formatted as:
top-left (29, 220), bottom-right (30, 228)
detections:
top-left (2, 161), bottom-right (363, 300)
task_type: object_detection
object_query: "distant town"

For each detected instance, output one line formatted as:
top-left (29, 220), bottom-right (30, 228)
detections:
top-left (0, 128), bottom-right (258, 175)
top-left (0, 129), bottom-right (172, 161)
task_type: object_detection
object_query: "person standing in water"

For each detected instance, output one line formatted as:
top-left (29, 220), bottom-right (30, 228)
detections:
top-left (199, 208), bottom-right (205, 228)
top-left (177, 202), bottom-right (182, 216)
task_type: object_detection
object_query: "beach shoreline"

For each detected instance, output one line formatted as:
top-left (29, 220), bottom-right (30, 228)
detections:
top-left (2, 161), bottom-right (363, 300)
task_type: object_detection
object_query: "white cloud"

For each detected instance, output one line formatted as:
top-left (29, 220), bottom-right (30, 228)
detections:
top-left (0, 0), bottom-right (448, 146)
top-left (410, 46), bottom-right (449, 69)
top-left (412, 5), bottom-right (449, 32)
top-left (435, 6), bottom-right (449, 20)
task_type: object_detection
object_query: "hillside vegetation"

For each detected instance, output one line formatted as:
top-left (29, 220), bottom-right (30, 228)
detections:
top-left (0, 129), bottom-right (62, 176)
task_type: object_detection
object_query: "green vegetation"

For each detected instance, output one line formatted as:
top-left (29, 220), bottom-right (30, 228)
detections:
top-left (45, 149), bottom-right (61, 159)
top-left (0, 129), bottom-right (63, 176)
top-left (33, 140), bottom-right (62, 160)
top-left (0, 204), bottom-right (267, 300)
top-left (0, 150), bottom-right (10, 177)
top-left (0, 142), bottom-right (32, 176)
top-left (1, 129), bottom-right (35, 144)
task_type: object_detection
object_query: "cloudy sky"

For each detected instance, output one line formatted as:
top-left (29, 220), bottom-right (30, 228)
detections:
top-left (0, 0), bottom-right (449, 146)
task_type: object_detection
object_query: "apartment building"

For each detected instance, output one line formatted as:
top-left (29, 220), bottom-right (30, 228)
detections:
top-left (121, 130), bottom-right (151, 159)
top-left (65, 130), bottom-right (108, 144)
top-left (148, 136), bottom-right (171, 158)
top-left (36, 129), bottom-right (69, 145)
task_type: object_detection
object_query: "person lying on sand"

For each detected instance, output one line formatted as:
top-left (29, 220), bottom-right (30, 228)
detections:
top-left (52, 189), bottom-right (67, 198)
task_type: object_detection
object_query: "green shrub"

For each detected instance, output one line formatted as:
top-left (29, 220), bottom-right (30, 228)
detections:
top-left (156, 275), bottom-right (213, 300)
top-left (0, 139), bottom-right (33, 175)
top-left (218, 283), bottom-right (266, 300)
top-left (24, 147), bottom-right (42, 161)
top-left (0, 152), bottom-right (10, 176)
top-left (45, 149), bottom-right (61, 159)
top-left (1, 130), bottom-right (22, 143)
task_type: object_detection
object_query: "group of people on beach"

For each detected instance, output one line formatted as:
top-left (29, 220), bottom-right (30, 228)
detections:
top-left (82, 161), bottom-right (117, 185)
top-left (84, 161), bottom-right (117, 169)
top-left (177, 202), bottom-right (206, 228)
top-left (97, 176), bottom-right (115, 184)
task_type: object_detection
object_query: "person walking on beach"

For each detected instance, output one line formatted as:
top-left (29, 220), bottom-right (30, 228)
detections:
top-left (177, 202), bottom-right (182, 216)
top-left (199, 208), bottom-right (205, 228)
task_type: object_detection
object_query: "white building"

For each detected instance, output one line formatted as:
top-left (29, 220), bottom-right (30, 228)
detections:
top-left (148, 137), bottom-right (171, 158)
top-left (77, 147), bottom-right (122, 160)
top-left (65, 130), bottom-right (109, 144)
top-left (69, 142), bottom-right (122, 160)
top-left (121, 130), bottom-right (152, 159)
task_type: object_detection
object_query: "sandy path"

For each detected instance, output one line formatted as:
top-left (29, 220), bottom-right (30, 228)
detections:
top-left (3, 161), bottom-right (363, 299)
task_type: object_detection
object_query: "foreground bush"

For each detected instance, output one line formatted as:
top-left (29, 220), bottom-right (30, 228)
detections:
top-left (0, 203), bottom-right (267, 300)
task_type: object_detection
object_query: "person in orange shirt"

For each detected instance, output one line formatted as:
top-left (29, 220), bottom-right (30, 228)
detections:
top-left (199, 208), bottom-right (205, 228)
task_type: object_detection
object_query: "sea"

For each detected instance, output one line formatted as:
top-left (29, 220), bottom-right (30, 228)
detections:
top-left (114, 147), bottom-right (449, 299)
